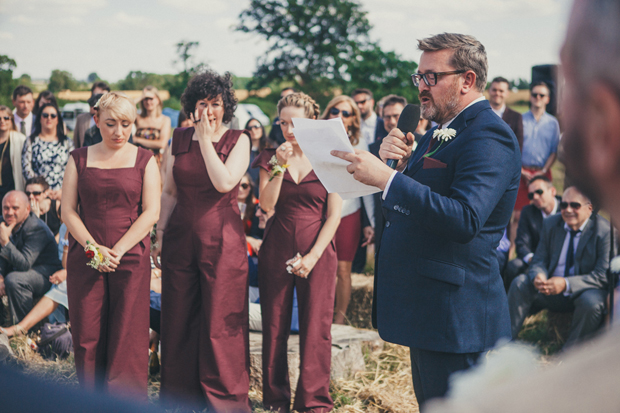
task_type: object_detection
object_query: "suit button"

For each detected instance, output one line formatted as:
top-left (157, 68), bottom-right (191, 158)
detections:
top-left (385, 221), bottom-right (391, 228)
top-left (393, 205), bottom-right (399, 211)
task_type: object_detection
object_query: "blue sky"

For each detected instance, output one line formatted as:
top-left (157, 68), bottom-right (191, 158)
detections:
top-left (0, 0), bottom-right (572, 84)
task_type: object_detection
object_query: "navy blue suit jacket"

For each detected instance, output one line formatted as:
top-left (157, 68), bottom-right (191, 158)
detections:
top-left (374, 100), bottom-right (521, 353)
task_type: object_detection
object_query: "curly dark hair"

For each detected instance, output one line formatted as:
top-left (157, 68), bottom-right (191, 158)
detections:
top-left (181, 70), bottom-right (237, 124)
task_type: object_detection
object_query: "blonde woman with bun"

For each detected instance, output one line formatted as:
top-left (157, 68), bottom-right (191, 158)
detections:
top-left (62, 92), bottom-right (161, 400)
top-left (252, 92), bottom-right (342, 413)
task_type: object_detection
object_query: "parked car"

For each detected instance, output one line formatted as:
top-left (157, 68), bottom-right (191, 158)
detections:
top-left (235, 103), bottom-right (270, 129)
top-left (61, 102), bottom-right (90, 131)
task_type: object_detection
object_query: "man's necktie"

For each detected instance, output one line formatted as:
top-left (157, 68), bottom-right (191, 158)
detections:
top-left (20, 120), bottom-right (26, 135)
top-left (564, 229), bottom-right (580, 278)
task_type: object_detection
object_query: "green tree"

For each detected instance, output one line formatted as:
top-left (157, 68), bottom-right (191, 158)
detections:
top-left (114, 71), bottom-right (171, 91)
top-left (48, 69), bottom-right (78, 92)
top-left (87, 72), bottom-right (100, 83)
top-left (165, 40), bottom-right (208, 101)
top-left (0, 55), bottom-right (17, 106)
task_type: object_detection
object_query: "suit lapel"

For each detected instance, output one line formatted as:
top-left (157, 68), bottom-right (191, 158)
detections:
top-left (574, 219), bottom-right (595, 273)
top-left (405, 126), bottom-right (438, 175)
top-left (549, 220), bottom-right (567, 273)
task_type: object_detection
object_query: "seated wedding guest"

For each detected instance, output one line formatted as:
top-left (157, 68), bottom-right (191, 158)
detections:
top-left (22, 103), bottom-right (74, 200)
top-left (25, 176), bottom-right (61, 237)
top-left (253, 92), bottom-right (341, 413)
top-left (0, 191), bottom-right (61, 324)
top-left (0, 219), bottom-right (69, 336)
top-left (153, 70), bottom-right (251, 411)
top-left (74, 82), bottom-right (110, 148)
top-left (321, 95), bottom-right (374, 324)
top-left (62, 92), bottom-right (160, 399)
top-left (508, 187), bottom-right (610, 347)
top-left (134, 86), bottom-right (171, 165)
top-left (504, 176), bottom-right (561, 289)
top-left (246, 118), bottom-right (268, 196)
top-left (0, 106), bottom-right (26, 197)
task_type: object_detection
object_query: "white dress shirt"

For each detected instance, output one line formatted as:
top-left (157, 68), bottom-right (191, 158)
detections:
top-left (383, 96), bottom-right (487, 200)
top-left (491, 104), bottom-right (506, 118)
top-left (360, 111), bottom-right (377, 146)
top-left (551, 219), bottom-right (589, 295)
top-left (13, 110), bottom-right (33, 138)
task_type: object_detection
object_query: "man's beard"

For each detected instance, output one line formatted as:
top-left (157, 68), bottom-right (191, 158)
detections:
top-left (563, 127), bottom-right (603, 208)
top-left (420, 79), bottom-right (461, 124)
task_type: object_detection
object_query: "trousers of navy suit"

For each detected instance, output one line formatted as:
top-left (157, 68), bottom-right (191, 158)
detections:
top-left (373, 100), bottom-right (521, 408)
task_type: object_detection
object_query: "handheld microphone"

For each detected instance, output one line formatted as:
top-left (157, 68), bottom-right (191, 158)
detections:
top-left (386, 104), bottom-right (421, 169)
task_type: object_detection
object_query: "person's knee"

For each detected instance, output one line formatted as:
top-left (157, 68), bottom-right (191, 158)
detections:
top-left (575, 290), bottom-right (606, 318)
top-left (3, 272), bottom-right (25, 293)
top-left (509, 273), bottom-right (530, 293)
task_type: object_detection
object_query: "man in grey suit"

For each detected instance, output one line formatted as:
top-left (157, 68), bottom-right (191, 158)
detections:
top-left (508, 186), bottom-right (610, 347)
top-left (73, 81), bottom-right (110, 148)
top-left (0, 191), bottom-right (62, 323)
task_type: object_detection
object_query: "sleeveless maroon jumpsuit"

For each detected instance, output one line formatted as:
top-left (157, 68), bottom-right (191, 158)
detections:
top-left (66, 146), bottom-right (153, 400)
top-left (160, 127), bottom-right (251, 412)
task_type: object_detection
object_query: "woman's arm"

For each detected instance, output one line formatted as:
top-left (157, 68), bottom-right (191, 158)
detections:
top-left (291, 192), bottom-right (342, 278)
top-left (151, 153), bottom-right (178, 268)
top-left (258, 143), bottom-right (293, 212)
top-left (21, 138), bottom-right (36, 181)
top-left (111, 157), bottom-right (161, 259)
top-left (60, 157), bottom-right (119, 270)
top-left (198, 131), bottom-right (250, 193)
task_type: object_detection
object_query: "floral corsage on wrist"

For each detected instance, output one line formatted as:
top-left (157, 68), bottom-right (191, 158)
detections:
top-left (425, 127), bottom-right (457, 158)
top-left (84, 240), bottom-right (110, 269)
top-left (269, 155), bottom-right (289, 181)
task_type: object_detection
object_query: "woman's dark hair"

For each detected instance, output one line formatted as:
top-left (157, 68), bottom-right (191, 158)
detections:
top-left (31, 103), bottom-right (67, 144)
top-left (178, 110), bottom-right (188, 126)
top-left (181, 70), bottom-right (237, 124)
top-left (244, 118), bottom-right (268, 152)
top-left (34, 91), bottom-right (58, 115)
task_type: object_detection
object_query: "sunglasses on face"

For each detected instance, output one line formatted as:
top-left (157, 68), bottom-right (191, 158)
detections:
top-left (354, 99), bottom-right (368, 106)
top-left (329, 107), bottom-right (353, 118)
top-left (531, 93), bottom-right (547, 99)
top-left (528, 189), bottom-right (545, 200)
top-left (143, 97), bottom-right (155, 102)
top-left (25, 191), bottom-right (43, 197)
top-left (248, 125), bottom-right (261, 130)
top-left (41, 113), bottom-right (57, 119)
top-left (560, 201), bottom-right (585, 210)
top-left (0, 116), bottom-right (10, 121)
top-left (239, 183), bottom-right (250, 189)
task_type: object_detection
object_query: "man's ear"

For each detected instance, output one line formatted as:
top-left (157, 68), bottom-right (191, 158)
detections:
top-left (461, 71), bottom-right (477, 94)
top-left (586, 83), bottom-right (620, 183)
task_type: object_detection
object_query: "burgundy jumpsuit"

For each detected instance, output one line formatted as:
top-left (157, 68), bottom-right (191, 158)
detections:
top-left (160, 127), bottom-right (251, 412)
top-left (66, 147), bottom-right (153, 400)
top-left (252, 148), bottom-right (338, 413)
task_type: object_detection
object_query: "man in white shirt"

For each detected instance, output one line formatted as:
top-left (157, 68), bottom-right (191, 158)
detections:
top-left (11, 86), bottom-right (34, 138)
top-left (507, 186), bottom-right (610, 347)
top-left (352, 88), bottom-right (379, 146)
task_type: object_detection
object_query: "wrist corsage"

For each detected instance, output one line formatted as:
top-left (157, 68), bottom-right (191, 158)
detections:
top-left (269, 155), bottom-right (289, 181)
top-left (85, 240), bottom-right (110, 269)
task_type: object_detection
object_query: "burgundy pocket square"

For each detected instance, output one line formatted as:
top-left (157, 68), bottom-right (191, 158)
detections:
top-left (423, 157), bottom-right (447, 169)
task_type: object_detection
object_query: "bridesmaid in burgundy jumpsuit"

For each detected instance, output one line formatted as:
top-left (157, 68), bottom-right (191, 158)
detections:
top-left (62, 92), bottom-right (161, 399)
top-left (153, 71), bottom-right (251, 412)
top-left (253, 93), bottom-right (342, 413)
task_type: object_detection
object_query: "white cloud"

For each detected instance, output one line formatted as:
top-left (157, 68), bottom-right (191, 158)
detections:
top-left (158, 0), bottom-right (227, 14)
top-left (215, 17), bottom-right (236, 30)
top-left (10, 15), bottom-right (36, 25)
top-left (112, 11), bottom-right (159, 27)
top-left (368, 0), bottom-right (561, 16)
top-left (0, 32), bottom-right (14, 40)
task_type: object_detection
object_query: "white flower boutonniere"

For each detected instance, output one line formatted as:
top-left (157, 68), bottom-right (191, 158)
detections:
top-left (425, 127), bottom-right (457, 158)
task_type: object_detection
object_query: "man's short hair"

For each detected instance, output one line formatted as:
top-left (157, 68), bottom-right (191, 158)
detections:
top-left (91, 81), bottom-right (110, 95)
top-left (418, 33), bottom-right (488, 92)
top-left (491, 77), bottom-right (510, 87)
top-left (12, 85), bottom-right (33, 101)
top-left (528, 175), bottom-right (553, 187)
top-left (530, 81), bottom-right (550, 93)
top-left (25, 176), bottom-right (50, 191)
top-left (382, 94), bottom-right (407, 109)
top-left (352, 88), bottom-right (373, 99)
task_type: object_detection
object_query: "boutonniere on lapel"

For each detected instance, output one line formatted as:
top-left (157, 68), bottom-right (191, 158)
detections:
top-left (425, 128), bottom-right (457, 158)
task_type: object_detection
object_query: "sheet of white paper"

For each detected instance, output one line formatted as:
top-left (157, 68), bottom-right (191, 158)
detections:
top-left (291, 118), bottom-right (380, 199)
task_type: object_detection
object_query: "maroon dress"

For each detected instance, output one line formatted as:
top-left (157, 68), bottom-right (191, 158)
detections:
top-left (253, 148), bottom-right (338, 413)
top-left (66, 146), bottom-right (153, 399)
top-left (160, 127), bottom-right (250, 412)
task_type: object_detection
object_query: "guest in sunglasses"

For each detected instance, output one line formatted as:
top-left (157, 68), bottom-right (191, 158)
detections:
top-left (0, 106), bottom-right (26, 198)
top-left (507, 186), bottom-right (610, 348)
top-left (245, 118), bottom-right (268, 196)
top-left (25, 176), bottom-right (61, 237)
top-left (503, 176), bottom-right (561, 290)
top-left (22, 103), bottom-right (74, 200)
top-left (321, 95), bottom-right (375, 324)
top-left (134, 86), bottom-right (171, 167)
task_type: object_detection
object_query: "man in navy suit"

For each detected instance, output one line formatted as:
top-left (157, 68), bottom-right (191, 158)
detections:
top-left (332, 33), bottom-right (521, 409)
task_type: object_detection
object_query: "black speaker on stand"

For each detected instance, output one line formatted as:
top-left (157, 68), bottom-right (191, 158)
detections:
top-left (531, 64), bottom-right (560, 117)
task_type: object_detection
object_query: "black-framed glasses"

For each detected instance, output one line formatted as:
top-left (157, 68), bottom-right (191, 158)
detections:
top-left (25, 191), bottom-right (43, 197)
top-left (531, 93), bottom-right (547, 99)
top-left (239, 183), bottom-right (250, 189)
top-left (560, 201), bottom-right (586, 210)
top-left (528, 189), bottom-right (545, 200)
top-left (0, 116), bottom-right (10, 121)
top-left (329, 107), bottom-right (353, 118)
top-left (411, 70), bottom-right (466, 87)
top-left (248, 125), bottom-right (262, 130)
top-left (41, 113), bottom-right (57, 119)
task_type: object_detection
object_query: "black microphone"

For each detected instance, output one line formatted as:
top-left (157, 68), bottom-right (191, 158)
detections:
top-left (386, 104), bottom-right (421, 169)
